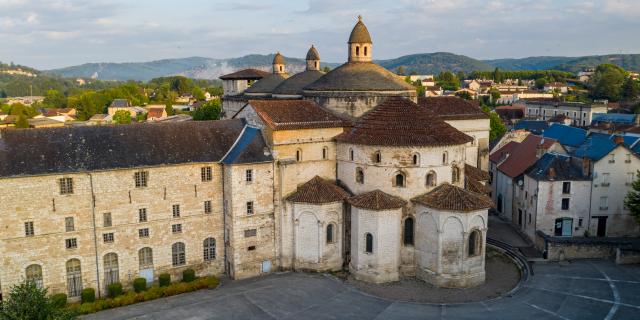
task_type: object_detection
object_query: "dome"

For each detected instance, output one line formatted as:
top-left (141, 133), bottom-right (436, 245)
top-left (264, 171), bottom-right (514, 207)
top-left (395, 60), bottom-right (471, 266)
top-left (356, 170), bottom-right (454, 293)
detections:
top-left (272, 70), bottom-right (324, 95)
top-left (304, 62), bottom-right (414, 92)
top-left (244, 74), bottom-right (287, 94)
top-left (348, 16), bottom-right (372, 44)
top-left (306, 45), bottom-right (320, 61)
top-left (273, 52), bottom-right (285, 65)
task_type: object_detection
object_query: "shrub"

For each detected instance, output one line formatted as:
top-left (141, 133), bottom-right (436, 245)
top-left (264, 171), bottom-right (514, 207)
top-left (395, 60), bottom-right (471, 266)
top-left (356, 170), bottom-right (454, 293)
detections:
top-left (159, 273), bottom-right (171, 287)
top-left (81, 288), bottom-right (96, 303)
top-left (133, 277), bottom-right (147, 293)
top-left (50, 293), bottom-right (68, 308)
top-left (143, 285), bottom-right (163, 301)
top-left (107, 282), bottom-right (123, 298)
top-left (182, 269), bottom-right (196, 282)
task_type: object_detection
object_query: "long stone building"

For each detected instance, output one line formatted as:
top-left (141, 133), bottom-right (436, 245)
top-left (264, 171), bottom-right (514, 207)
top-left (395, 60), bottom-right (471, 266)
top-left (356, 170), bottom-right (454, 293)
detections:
top-left (0, 16), bottom-right (492, 300)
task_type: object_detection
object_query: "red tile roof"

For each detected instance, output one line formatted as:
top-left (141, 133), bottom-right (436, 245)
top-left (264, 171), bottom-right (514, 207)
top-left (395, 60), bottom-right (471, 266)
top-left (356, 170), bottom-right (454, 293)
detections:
top-left (412, 183), bottom-right (493, 212)
top-left (489, 141), bottom-right (520, 164)
top-left (219, 68), bottom-right (270, 80)
top-left (336, 97), bottom-right (472, 147)
top-left (465, 164), bottom-right (489, 181)
top-left (147, 108), bottom-right (165, 119)
top-left (418, 97), bottom-right (489, 120)
top-left (249, 99), bottom-right (348, 131)
top-left (497, 135), bottom-right (558, 178)
top-left (286, 176), bottom-right (350, 204)
top-left (348, 190), bottom-right (407, 211)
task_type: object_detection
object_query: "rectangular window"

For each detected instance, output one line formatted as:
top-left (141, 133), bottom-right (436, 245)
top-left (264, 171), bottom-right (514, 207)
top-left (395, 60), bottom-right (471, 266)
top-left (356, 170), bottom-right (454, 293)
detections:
top-left (134, 171), bottom-right (148, 188)
top-left (204, 200), bottom-right (212, 214)
top-left (201, 166), bottom-right (212, 182)
top-left (601, 173), bottom-right (610, 186)
top-left (246, 169), bottom-right (253, 182)
top-left (103, 233), bottom-right (114, 243)
top-left (103, 212), bottom-right (112, 227)
top-left (138, 228), bottom-right (149, 238)
top-left (609, 154), bottom-right (615, 163)
top-left (65, 238), bottom-right (77, 249)
top-left (172, 224), bottom-right (182, 234)
top-left (562, 182), bottom-right (571, 194)
top-left (65, 217), bottom-right (75, 232)
top-left (172, 204), bottom-right (181, 218)
top-left (138, 208), bottom-right (147, 222)
top-left (578, 218), bottom-right (583, 227)
top-left (627, 154), bottom-right (632, 163)
top-left (561, 198), bottom-right (570, 210)
top-left (244, 229), bottom-right (257, 237)
top-left (600, 196), bottom-right (608, 210)
top-left (59, 178), bottom-right (74, 195)
top-left (246, 201), bottom-right (254, 215)
top-left (24, 221), bottom-right (34, 237)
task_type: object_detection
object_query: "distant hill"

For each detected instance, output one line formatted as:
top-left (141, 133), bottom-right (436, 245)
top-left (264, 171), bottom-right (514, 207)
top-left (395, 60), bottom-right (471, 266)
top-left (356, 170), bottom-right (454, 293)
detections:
top-left (45, 53), bottom-right (640, 81)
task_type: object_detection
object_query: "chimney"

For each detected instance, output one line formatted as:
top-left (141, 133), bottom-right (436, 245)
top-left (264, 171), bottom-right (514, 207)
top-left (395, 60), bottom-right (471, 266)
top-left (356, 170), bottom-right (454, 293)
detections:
top-left (614, 135), bottom-right (624, 145)
top-left (582, 157), bottom-right (591, 176)
top-left (536, 142), bottom-right (546, 158)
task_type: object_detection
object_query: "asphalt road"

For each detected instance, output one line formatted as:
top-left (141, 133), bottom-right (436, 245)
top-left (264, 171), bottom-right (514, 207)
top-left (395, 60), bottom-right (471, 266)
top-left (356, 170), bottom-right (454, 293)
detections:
top-left (86, 260), bottom-right (640, 320)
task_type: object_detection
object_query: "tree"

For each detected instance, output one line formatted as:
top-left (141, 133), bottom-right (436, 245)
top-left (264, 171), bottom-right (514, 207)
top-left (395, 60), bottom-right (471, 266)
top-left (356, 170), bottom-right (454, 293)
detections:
top-left (621, 77), bottom-right (639, 101)
top-left (482, 105), bottom-right (507, 141)
top-left (589, 64), bottom-right (626, 102)
top-left (112, 110), bottom-right (132, 124)
top-left (0, 281), bottom-right (76, 320)
top-left (191, 87), bottom-right (206, 101)
top-left (165, 100), bottom-right (174, 117)
top-left (193, 100), bottom-right (221, 121)
top-left (493, 67), bottom-right (503, 83)
top-left (396, 66), bottom-right (406, 76)
top-left (322, 66), bottom-right (331, 73)
top-left (14, 114), bottom-right (29, 128)
top-left (489, 87), bottom-right (501, 103)
top-left (43, 90), bottom-right (67, 108)
top-left (535, 78), bottom-right (547, 90)
top-left (457, 71), bottom-right (466, 81)
top-left (625, 170), bottom-right (640, 226)
top-left (435, 71), bottom-right (460, 91)
top-left (456, 91), bottom-right (472, 100)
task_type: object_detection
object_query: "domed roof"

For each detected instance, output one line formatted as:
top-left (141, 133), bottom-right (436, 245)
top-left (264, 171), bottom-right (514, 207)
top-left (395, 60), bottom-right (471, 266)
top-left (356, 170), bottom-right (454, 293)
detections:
top-left (273, 52), bottom-right (285, 65)
top-left (306, 45), bottom-right (320, 61)
top-left (348, 16), bottom-right (372, 44)
top-left (244, 74), bottom-right (287, 94)
top-left (273, 70), bottom-right (324, 95)
top-left (304, 62), bottom-right (414, 92)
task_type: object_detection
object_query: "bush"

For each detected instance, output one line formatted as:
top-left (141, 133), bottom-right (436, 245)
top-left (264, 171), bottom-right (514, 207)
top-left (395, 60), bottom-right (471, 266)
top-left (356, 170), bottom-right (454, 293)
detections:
top-left (182, 269), bottom-right (196, 282)
top-left (133, 277), bottom-right (147, 293)
top-left (50, 293), bottom-right (68, 308)
top-left (159, 273), bottom-right (171, 287)
top-left (107, 282), bottom-right (123, 298)
top-left (81, 288), bottom-right (96, 303)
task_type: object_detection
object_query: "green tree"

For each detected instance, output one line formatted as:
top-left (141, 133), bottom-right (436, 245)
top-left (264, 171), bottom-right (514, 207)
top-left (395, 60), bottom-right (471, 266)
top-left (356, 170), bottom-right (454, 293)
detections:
top-left (625, 170), bottom-right (640, 225)
top-left (14, 114), bottom-right (29, 128)
top-left (489, 87), bottom-right (501, 103)
top-left (589, 64), bottom-right (626, 102)
top-left (0, 281), bottom-right (76, 320)
top-left (9, 103), bottom-right (38, 118)
top-left (457, 71), bottom-right (466, 81)
top-left (435, 71), bottom-right (460, 91)
top-left (482, 105), bottom-right (507, 141)
top-left (191, 87), bottom-right (206, 101)
top-left (535, 78), bottom-right (547, 90)
top-left (322, 66), bottom-right (331, 73)
top-left (112, 110), bottom-right (132, 124)
top-left (621, 77), bottom-right (639, 101)
top-left (43, 90), bottom-right (67, 108)
top-left (396, 66), bottom-right (406, 76)
top-left (455, 91), bottom-right (472, 100)
top-left (165, 100), bottom-right (174, 117)
top-left (193, 100), bottom-right (221, 121)
top-left (493, 67), bottom-right (503, 83)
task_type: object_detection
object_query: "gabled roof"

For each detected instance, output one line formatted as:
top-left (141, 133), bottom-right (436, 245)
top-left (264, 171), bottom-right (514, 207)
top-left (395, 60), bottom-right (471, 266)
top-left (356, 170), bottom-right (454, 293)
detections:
top-left (0, 119), bottom-right (246, 177)
top-left (219, 68), bottom-right (270, 80)
top-left (592, 113), bottom-right (637, 125)
top-left (244, 74), bottom-right (288, 94)
top-left (147, 108), bottom-right (165, 119)
top-left (417, 97), bottom-right (489, 120)
top-left (497, 135), bottom-right (558, 178)
top-left (542, 124), bottom-right (587, 148)
top-left (574, 133), bottom-right (640, 161)
top-left (335, 97), bottom-right (472, 147)
top-left (348, 190), bottom-right (406, 211)
top-left (221, 126), bottom-right (273, 165)
top-left (513, 120), bottom-right (549, 135)
top-left (109, 99), bottom-right (131, 108)
top-left (465, 164), bottom-right (489, 181)
top-left (412, 183), bottom-right (493, 212)
top-left (286, 176), bottom-right (350, 204)
top-left (525, 153), bottom-right (590, 181)
top-left (248, 100), bottom-right (348, 131)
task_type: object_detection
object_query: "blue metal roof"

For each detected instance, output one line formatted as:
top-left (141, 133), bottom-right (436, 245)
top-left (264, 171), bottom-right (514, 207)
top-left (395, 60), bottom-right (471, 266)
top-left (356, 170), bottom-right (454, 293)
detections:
top-left (542, 124), bottom-right (587, 148)
top-left (574, 133), bottom-right (640, 161)
top-left (526, 153), bottom-right (590, 181)
top-left (221, 126), bottom-right (273, 165)
top-left (591, 113), bottom-right (637, 125)
top-left (513, 120), bottom-right (549, 135)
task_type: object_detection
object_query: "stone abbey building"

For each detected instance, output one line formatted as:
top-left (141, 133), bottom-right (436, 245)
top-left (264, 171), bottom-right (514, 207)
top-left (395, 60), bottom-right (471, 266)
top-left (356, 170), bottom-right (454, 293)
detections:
top-left (0, 17), bottom-right (492, 299)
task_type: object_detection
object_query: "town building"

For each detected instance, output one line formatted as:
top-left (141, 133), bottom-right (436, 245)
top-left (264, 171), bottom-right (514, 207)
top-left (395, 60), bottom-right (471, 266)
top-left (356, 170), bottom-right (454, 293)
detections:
top-left (525, 100), bottom-right (609, 127)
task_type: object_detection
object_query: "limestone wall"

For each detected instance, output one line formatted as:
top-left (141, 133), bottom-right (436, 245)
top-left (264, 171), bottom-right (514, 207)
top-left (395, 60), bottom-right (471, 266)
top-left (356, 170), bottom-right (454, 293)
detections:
top-left (303, 91), bottom-right (417, 118)
top-left (289, 202), bottom-right (343, 271)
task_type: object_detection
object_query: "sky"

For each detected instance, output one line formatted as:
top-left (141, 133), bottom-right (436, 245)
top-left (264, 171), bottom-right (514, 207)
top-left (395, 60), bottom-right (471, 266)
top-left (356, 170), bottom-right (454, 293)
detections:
top-left (1, 0), bottom-right (640, 70)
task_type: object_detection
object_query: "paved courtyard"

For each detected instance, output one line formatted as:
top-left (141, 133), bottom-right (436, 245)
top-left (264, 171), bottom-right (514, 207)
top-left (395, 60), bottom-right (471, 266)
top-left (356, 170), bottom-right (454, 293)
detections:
top-left (86, 260), bottom-right (640, 320)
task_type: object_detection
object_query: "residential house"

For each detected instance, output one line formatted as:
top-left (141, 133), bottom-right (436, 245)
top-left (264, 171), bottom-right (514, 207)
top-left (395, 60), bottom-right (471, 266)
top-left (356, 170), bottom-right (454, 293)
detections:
top-left (408, 75), bottom-right (435, 87)
top-left (513, 120), bottom-right (549, 135)
top-left (147, 107), bottom-right (168, 121)
top-left (525, 100), bottom-right (609, 126)
top-left (495, 105), bottom-right (525, 127)
top-left (543, 82), bottom-right (569, 93)
top-left (541, 123), bottom-right (588, 152)
top-left (27, 118), bottom-right (65, 128)
top-left (88, 114), bottom-right (111, 125)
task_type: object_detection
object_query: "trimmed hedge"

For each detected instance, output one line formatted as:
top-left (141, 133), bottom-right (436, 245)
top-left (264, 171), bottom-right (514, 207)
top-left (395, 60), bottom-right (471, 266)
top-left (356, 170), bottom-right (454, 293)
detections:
top-left (159, 273), bottom-right (171, 287)
top-left (67, 276), bottom-right (220, 315)
top-left (133, 278), bottom-right (147, 293)
top-left (107, 283), bottom-right (123, 298)
top-left (81, 288), bottom-right (95, 303)
top-left (50, 293), bottom-right (68, 308)
top-left (182, 269), bottom-right (196, 283)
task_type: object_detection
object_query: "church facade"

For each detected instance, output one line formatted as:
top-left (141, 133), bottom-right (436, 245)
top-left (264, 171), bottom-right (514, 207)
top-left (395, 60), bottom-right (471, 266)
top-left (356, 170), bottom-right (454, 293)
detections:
top-left (0, 17), bottom-right (492, 300)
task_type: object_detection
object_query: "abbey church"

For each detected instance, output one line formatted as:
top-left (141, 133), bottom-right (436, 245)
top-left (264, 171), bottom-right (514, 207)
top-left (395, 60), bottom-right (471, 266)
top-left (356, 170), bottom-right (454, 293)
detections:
top-left (0, 17), bottom-right (492, 299)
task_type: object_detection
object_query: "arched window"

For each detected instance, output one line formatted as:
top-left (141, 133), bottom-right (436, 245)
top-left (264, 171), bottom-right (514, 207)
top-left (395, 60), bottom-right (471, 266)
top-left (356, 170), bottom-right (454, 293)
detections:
top-left (364, 46), bottom-right (368, 56)
top-left (374, 151), bottom-right (381, 163)
top-left (203, 237), bottom-right (216, 261)
top-left (412, 153), bottom-right (420, 166)
top-left (365, 233), bottom-right (373, 253)
top-left (26, 264), bottom-right (43, 289)
top-left (322, 146), bottom-right (328, 160)
top-left (349, 148), bottom-right (354, 161)
top-left (296, 149), bottom-right (302, 162)
top-left (404, 218), bottom-right (414, 246)
top-left (356, 46), bottom-right (360, 56)
top-left (279, 66), bottom-right (283, 72)
top-left (172, 242), bottom-right (186, 266)
top-left (395, 172), bottom-right (406, 188)
top-left (315, 61), bottom-right (318, 69)
top-left (426, 171), bottom-right (437, 187)
top-left (139, 247), bottom-right (153, 269)
top-left (326, 224), bottom-right (335, 243)
top-left (356, 167), bottom-right (364, 184)
top-left (66, 259), bottom-right (82, 297)
top-left (452, 166), bottom-right (460, 183)
top-left (468, 230), bottom-right (482, 257)
top-left (442, 151), bottom-right (448, 164)
top-left (103, 253), bottom-right (119, 287)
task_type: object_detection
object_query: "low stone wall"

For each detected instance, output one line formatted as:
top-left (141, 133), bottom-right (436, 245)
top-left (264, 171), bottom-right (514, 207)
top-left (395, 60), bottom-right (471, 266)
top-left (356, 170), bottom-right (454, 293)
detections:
top-left (616, 248), bottom-right (640, 265)
top-left (535, 231), bottom-right (632, 261)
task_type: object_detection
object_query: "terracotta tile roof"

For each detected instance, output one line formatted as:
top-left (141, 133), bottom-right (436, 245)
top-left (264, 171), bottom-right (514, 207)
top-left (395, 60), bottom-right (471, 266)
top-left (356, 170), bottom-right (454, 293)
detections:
top-left (348, 189), bottom-right (407, 211)
top-left (147, 108), bottom-right (165, 119)
top-left (497, 135), bottom-right (558, 178)
top-left (418, 97), bottom-right (489, 120)
top-left (286, 176), bottom-right (350, 204)
top-left (249, 99), bottom-right (348, 130)
top-left (464, 164), bottom-right (489, 181)
top-left (489, 141), bottom-right (520, 164)
top-left (219, 68), bottom-right (270, 80)
top-left (412, 183), bottom-right (493, 212)
top-left (466, 178), bottom-right (491, 195)
top-left (336, 97), bottom-right (472, 147)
